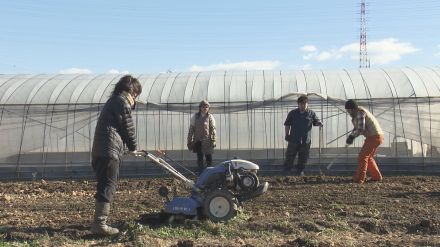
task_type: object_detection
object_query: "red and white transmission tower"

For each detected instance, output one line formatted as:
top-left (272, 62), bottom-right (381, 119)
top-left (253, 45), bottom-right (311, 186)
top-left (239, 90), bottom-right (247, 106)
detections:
top-left (359, 0), bottom-right (370, 68)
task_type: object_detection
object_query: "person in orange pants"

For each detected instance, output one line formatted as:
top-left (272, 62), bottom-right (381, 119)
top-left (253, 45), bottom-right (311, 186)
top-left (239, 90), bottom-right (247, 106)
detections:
top-left (345, 100), bottom-right (383, 184)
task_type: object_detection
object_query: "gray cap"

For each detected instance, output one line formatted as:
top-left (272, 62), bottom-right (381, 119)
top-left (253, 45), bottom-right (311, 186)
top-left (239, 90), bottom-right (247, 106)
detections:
top-left (199, 100), bottom-right (210, 107)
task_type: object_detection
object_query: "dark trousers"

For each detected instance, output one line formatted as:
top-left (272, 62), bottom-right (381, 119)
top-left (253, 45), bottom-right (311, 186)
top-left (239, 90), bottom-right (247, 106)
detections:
top-left (284, 142), bottom-right (311, 173)
top-left (92, 157), bottom-right (120, 203)
top-left (194, 141), bottom-right (212, 173)
top-left (197, 152), bottom-right (212, 172)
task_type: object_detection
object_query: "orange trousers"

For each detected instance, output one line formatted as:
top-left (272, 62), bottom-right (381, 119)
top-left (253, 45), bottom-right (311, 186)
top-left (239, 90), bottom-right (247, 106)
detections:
top-left (352, 135), bottom-right (383, 183)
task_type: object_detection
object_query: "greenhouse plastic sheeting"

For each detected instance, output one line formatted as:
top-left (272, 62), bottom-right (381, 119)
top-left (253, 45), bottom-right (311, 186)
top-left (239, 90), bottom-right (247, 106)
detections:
top-left (1, 68), bottom-right (440, 166)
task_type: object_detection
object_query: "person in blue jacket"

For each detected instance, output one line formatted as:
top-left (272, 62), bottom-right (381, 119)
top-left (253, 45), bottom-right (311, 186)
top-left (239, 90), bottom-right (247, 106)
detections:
top-left (283, 95), bottom-right (322, 175)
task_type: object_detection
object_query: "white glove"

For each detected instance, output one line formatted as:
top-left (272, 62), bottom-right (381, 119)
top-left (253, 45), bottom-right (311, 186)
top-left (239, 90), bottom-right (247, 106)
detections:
top-left (130, 150), bottom-right (146, 157)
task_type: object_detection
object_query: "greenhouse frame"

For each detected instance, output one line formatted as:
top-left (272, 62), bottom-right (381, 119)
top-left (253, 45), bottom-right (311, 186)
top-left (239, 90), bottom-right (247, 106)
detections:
top-left (1, 68), bottom-right (440, 179)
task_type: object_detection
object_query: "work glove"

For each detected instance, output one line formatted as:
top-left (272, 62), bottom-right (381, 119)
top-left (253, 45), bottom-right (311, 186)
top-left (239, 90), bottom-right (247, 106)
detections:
top-left (125, 150), bottom-right (143, 156)
top-left (187, 142), bottom-right (193, 151)
top-left (346, 134), bottom-right (355, 145)
top-left (285, 134), bottom-right (290, 142)
top-left (317, 122), bottom-right (323, 127)
top-left (211, 140), bottom-right (216, 148)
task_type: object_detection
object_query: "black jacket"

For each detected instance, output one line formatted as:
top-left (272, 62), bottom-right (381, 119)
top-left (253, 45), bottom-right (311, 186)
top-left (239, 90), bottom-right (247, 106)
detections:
top-left (92, 94), bottom-right (137, 160)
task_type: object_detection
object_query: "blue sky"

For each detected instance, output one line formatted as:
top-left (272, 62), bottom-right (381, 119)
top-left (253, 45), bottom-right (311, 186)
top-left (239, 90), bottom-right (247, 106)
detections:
top-left (1, 0), bottom-right (439, 74)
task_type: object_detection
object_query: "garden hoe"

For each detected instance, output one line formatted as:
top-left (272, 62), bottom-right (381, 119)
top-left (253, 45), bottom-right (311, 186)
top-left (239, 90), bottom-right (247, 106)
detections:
top-left (320, 144), bottom-right (349, 176)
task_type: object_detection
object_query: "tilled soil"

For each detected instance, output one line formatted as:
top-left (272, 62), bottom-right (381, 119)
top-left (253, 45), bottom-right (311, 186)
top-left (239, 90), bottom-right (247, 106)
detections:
top-left (1, 175), bottom-right (440, 246)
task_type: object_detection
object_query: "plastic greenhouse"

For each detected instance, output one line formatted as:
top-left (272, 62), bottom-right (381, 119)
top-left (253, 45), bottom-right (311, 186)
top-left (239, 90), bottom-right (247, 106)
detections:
top-left (1, 68), bottom-right (440, 179)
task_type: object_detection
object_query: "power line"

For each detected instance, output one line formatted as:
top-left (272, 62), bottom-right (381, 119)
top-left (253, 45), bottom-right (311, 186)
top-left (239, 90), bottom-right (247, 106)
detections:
top-left (359, 0), bottom-right (370, 68)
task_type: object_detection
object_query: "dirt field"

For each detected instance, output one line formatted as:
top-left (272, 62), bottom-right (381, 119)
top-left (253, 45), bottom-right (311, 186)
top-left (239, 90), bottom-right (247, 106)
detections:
top-left (1, 175), bottom-right (440, 246)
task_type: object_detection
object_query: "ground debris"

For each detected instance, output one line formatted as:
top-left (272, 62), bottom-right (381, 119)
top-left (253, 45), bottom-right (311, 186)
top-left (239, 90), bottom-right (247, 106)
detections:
top-left (0, 176), bottom-right (439, 246)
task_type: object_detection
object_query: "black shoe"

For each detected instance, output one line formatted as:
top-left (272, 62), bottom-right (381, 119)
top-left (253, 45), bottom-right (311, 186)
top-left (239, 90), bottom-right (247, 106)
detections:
top-left (296, 169), bottom-right (305, 176)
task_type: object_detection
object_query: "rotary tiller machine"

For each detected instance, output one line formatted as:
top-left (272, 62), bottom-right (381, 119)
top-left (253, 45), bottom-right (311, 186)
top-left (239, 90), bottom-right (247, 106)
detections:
top-left (132, 150), bottom-right (269, 222)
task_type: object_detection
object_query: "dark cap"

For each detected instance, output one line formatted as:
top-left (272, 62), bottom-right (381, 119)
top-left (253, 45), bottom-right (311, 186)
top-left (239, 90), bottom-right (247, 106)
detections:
top-left (345, 99), bottom-right (358, 110)
top-left (297, 95), bottom-right (308, 103)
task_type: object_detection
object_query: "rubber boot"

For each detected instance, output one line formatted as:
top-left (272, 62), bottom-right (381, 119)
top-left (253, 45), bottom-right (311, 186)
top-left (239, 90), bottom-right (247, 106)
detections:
top-left (91, 201), bottom-right (119, 235)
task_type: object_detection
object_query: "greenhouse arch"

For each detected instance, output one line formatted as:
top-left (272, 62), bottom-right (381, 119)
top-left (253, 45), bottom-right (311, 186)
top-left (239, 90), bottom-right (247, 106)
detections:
top-left (1, 67), bottom-right (440, 179)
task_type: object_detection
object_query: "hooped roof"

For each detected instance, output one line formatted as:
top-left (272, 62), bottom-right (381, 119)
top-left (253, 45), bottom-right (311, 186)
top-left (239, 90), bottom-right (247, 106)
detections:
top-left (1, 67), bottom-right (440, 105)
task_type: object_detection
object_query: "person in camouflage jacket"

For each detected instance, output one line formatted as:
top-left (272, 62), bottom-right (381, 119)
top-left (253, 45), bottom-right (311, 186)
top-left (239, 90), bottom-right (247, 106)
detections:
top-left (187, 100), bottom-right (216, 174)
